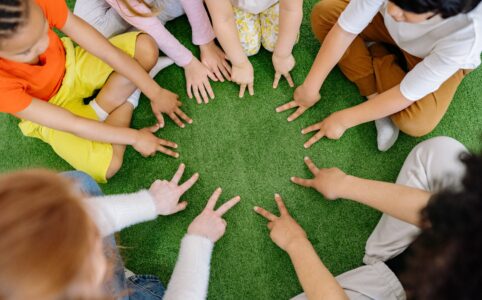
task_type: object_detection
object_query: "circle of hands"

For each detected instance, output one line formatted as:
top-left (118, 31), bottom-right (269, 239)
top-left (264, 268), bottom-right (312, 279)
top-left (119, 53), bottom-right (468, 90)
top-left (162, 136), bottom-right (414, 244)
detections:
top-left (142, 49), bottom-right (350, 245)
top-left (153, 157), bottom-right (347, 246)
top-left (137, 46), bottom-right (347, 159)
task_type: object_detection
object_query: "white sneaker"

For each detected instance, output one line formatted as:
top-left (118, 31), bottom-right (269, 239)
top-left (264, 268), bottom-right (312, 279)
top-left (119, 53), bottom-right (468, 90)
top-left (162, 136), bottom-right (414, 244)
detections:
top-left (124, 268), bottom-right (135, 279)
top-left (375, 117), bottom-right (399, 151)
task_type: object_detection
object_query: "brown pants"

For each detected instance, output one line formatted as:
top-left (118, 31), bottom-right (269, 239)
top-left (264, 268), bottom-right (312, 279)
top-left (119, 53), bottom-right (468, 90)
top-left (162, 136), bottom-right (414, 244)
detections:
top-left (311, 0), bottom-right (468, 137)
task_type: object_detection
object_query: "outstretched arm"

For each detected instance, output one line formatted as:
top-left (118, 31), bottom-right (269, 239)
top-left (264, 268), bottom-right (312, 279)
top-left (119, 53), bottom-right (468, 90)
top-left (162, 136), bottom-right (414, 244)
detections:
top-left (292, 157), bottom-right (432, 226)
top-left (255, 195), bottom-right (347, 300)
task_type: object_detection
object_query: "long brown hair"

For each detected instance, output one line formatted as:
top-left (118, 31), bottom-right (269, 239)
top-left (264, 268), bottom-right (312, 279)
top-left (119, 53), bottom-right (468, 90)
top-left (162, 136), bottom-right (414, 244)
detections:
top-left (117, 0), bottom-right (160, 17)
top-left (0, 170), bottom-right (110, 300)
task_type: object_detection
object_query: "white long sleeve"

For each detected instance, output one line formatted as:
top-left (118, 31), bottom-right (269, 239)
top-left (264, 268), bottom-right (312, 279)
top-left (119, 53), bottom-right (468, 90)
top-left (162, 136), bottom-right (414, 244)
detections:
top-left (163, 235), bottom-right (214, 300)
top-left (84, 190), bottom-right (157, 237)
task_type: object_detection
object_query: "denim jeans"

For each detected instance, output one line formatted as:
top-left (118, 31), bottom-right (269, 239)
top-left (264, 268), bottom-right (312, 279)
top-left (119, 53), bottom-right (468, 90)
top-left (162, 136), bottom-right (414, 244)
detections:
top-left (63, 171), bottom-right (165, 300)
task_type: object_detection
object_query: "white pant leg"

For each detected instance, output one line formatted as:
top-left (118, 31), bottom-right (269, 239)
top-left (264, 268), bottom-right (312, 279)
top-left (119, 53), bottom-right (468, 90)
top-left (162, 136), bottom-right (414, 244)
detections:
top-left (73, 0), bottom-right (130, 38)
top-left (364, 136), bottom-right (468, 264)
top-left (291, 262), bottom-right (405, 300)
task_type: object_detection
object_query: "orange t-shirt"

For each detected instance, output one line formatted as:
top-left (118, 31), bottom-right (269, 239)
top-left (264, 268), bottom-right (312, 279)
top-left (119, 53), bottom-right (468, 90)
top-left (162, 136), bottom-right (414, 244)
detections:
top-left (0, 0), bottom-right (69, 113)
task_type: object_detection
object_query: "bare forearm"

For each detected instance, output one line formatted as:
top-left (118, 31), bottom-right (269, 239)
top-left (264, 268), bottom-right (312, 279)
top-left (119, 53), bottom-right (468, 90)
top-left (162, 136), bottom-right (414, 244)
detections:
top-left (274, 0), bottom-right (303, 57)
top-left (70, 116), bottom-right (139, 145)
top-left (340, 175), bottom-right (431, 225)
top-left (287, 238), bottom-right (348, 300)
top-left (206, 0), bottom-right (248, 66)
top-left (303, 23), bottom-right (356, 92)
top-left (341, 85), bottom-right (413, 128)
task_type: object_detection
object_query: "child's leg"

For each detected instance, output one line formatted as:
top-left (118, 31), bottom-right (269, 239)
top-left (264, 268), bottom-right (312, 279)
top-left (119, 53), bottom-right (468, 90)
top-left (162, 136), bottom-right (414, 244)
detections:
top-left (260, 4), bottom-right (279, 52)
top-left (94, 34), bottom-right (159, 114)
top-left (390, 53), bottom-right (467, 137)
top-left (73, 0), bottom-right (130, 38)
top-left (364, 136), bottom-right (468, 264)
top-left (233, 7), bottom-right (262, 56)
top-left (311, 0), bottom-right (377, 96)
top-left (93, 34), bottom-right (158, 178)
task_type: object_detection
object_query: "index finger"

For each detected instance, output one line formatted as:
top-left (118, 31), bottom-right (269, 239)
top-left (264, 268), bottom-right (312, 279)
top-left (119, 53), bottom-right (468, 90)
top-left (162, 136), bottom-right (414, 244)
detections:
top-left (253, 206), bottom-right (277, 221)
top-left (274, 194), bottom-right (289, 216)
top-left (171, 163), bottom-right (185, 184)
top-left (215, 196), bottom-right (241, 216)
top-left (287, 106), bottom-right (307, 122)
top-left (304, 131), bottom-right (325, 149)
top-left (304, 157), bottom-right (319, 174)
top-left (205, 187), bottom-right (222, 211)
top-left (248, 83), bottom-right (254, 96)
top-left (275, 101), bottom-right (299, 113)
top-left (175, 107), bottom-right (193, 124)
top-left (284, 73), bottom-right (295, 87)
top-left (239, 84), bottom-right (246, 98)
top-left (273, 73), bottom-right (282, 89)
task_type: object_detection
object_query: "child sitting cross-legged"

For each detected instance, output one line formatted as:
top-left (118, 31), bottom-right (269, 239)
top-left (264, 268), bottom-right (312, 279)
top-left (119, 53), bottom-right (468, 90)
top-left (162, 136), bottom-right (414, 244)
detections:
top-left (0, 0), bottom-right (192, 183)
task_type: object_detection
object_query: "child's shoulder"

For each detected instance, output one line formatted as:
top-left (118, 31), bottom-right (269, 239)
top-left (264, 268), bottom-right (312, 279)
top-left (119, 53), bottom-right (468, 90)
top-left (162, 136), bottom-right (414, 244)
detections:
top-left (34, 0), bottom-right (69, 29)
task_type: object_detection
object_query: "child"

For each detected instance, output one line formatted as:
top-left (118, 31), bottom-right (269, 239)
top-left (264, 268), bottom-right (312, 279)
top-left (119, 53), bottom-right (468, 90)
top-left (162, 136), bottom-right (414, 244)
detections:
top-left (256, 137), bottom-right (480, 299)
top-left (74, 0), bottom-right (231, 104)
top-left (0, 164), bottom-right (241, 299)
top-left (276, 0), bottom-right (482, 151)
top-left (0, 0), bottom-right (192, 183)
top-left (205, 0), bottom-right (303, 97)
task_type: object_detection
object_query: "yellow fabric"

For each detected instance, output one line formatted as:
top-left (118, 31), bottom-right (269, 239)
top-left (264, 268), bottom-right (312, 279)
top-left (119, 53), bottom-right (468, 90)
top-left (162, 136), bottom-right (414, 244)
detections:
top-left (234, 4), bottom-right (279, 56)
top-left (18, 32), bottom-right (140, 183)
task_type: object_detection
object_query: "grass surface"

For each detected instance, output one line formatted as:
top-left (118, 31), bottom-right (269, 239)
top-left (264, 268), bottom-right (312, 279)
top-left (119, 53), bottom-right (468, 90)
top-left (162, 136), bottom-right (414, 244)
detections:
top-left (1, 1), bottom-right (482, 299)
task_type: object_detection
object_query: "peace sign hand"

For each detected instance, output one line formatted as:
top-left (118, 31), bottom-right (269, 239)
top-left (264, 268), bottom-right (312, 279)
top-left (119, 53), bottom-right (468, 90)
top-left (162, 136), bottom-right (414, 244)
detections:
top-left (149, 163), bottom-right (200, 216)
top-left (276, 84), bottom-right (321, 122)
top-left (301, 112), bottom-right (348, 148)
top-left (187, 188), bottom-right (241, 243)
top-left (291, 157), bottom-right (348, 200)
top-left (254, 194), bottom-right (307, 252)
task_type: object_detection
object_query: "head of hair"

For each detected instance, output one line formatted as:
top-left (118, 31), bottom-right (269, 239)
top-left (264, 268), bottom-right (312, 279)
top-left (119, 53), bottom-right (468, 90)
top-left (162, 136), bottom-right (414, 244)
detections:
top-left (402, 151), bottom-right (482, 299)
top-left (117, 0), bottom-right (160, 18)
top-left (390, 0), bottom-right (481, 18)
top-left (0, 0), bottom-right (30, 42)
top-left (0, 169), bottom-right (110, 300)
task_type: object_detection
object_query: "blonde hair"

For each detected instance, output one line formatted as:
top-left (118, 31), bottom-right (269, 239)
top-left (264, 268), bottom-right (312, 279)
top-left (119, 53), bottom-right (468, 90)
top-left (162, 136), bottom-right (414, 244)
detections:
top-left (117, 0), bottom-right (161, 17)
top-left (0, 170), bottom-right (111, 300)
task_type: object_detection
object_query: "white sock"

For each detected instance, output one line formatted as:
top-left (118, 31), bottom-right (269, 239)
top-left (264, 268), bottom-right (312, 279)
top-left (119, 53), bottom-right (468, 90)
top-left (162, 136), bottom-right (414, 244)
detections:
top-left (126, 56), bottom-right (174, 109)
top-left (375, 117), bottom-right (399, 151)
top-left (89, 99), bottom-right (109, 121)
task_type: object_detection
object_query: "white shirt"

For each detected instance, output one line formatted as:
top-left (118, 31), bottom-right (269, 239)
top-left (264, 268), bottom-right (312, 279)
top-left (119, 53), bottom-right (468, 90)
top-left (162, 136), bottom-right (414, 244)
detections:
top-left (230, 0), bottom-right (278, 14)
top-left (338, 0), bottom-right (482, 101)
top-left (85, 191), bottom-right (213, 300)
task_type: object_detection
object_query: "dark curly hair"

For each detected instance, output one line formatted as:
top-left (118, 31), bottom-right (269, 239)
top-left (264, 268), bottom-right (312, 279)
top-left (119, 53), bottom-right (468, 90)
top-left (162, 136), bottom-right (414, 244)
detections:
top-left (0, 0), bottom-right (30, 42)
top-left (391, 0), bottom-right (481, 18)
top-left (401, 152), bottom-right (482, 299)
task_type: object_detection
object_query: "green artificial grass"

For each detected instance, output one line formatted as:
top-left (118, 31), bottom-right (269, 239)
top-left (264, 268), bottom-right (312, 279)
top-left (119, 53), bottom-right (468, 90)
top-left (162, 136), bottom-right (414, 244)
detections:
top-left (1, 1), bottom-right (482, 299)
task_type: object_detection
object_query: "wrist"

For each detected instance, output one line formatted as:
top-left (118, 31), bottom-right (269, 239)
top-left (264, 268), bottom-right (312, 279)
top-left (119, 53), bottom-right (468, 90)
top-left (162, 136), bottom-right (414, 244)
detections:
top-left (231, 55), bottom-right (250, 68)
top-left (285, 236), bottom-right (310, 254)
top-left (339, 175), bottom-right (358, 200)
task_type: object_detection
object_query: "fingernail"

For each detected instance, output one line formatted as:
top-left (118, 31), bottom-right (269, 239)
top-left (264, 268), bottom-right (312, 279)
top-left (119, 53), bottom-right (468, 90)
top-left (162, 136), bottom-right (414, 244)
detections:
top-left (304, 144), bottom-right (309, 149)
top-left (274, 193), bottom-right (280, 198)
top-left (290, 177), bottom-right (295, 181)
top-left (194, 173), bottom-right (199, 177)
top-left (304, 156), bottom-right (309, 160)
top-left (288, 118), bottom-right (292, 122)
top-left (253, 206), bottom-right (259, 211)
top-left (217, 187), bottom-right (222, 192)
top-left (181, 125), bottom-right (185, 128)
top-left (181, 163), bottom-right (185, 167)
top-left (174, 144), bottom-right (178, 148)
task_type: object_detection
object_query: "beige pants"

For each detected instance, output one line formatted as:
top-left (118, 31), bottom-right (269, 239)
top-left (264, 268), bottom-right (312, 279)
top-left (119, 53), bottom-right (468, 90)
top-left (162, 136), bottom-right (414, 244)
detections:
top-left (292, 136), bottom-right (468, 300)
top-left (311, 0), bottom-right (469, 137)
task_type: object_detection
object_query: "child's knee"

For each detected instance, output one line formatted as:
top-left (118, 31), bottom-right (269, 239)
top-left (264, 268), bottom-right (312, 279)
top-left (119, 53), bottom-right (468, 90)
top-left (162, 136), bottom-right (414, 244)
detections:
top-left (134, 33), bottom-right (159, 70)
top-left (106, 154), bottom-right (124, 179)
top-left (311, 0), bottom-right (345, 42)
top-left (391, 113), bottom-right (439, 137)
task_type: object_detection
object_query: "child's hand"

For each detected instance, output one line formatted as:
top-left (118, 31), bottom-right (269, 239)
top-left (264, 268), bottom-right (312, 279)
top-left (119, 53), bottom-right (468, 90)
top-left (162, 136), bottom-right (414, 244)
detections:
top-left (150, 89), bottom-right (192, 128)
top-left (149, 163), bottom-right (199, 216)
top-left (254, 194), bottom-right (308, 252)
top-left (184, 57), bottom-right (216, 104)
top-left (291, 157), bottom-right (348, 200)
top-left (187, 188), bottom-right (240, 243)
top-left (276, 84), bottom-right (321, 122)
top-left (231, 61), bottom-right (254, 98)
top-left (301, 112), bottom-right (349, 148)
top-left (272, 53), bottom-right (295, 88)
top-left (133, 124), bottom-right (179, 158)
top-left (200, 41), bottom-right (232, 82)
